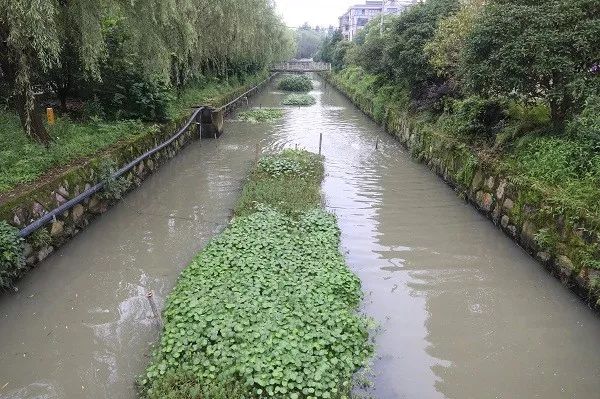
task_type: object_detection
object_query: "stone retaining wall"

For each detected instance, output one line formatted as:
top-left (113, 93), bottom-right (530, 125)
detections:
top-left (323, 72), bottom-right (600, 310)
top-left (0, 75), bottom-right (272, 274)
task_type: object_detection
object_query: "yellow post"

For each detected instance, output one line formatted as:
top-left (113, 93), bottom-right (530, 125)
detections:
top-left (46, 107), bottom-right (55, 125)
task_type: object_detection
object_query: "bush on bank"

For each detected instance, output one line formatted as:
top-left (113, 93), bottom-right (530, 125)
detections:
top-left (277, 75), bottom-right (314, 92)
top-left (142, 150), bottom-right (372, 399)
top-left (0, 221), bottom-right (25, 289)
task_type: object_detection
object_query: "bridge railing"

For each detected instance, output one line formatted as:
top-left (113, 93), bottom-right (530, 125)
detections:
top-left (270, 61), bottom-right (332, 72)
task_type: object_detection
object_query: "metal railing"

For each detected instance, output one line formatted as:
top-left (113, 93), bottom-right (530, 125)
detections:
top-left (270, 62), bottom-right (331, 72)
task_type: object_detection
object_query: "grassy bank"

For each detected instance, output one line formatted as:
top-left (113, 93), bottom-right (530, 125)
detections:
top-left (0, 74), bottom-right (267, 196)
top-left (325, 68), bottom-right (600, 305)
top-left (141, 150), bottom-right (372, 399)
top-left (329, 67), bottom-right (600, 229)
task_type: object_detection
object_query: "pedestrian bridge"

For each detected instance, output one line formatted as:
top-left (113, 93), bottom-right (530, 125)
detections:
top-left (270, 61), bottom-right (331, 72)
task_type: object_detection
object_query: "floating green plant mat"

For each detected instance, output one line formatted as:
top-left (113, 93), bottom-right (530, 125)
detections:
top-left (238, 108), bottom-right (285, 123)
top-left (142, 150), bottom-right (372, 399)
top-left (277, 74), bottom-right (314, 92)
top-left (282, 94), bottom-right (316, 106)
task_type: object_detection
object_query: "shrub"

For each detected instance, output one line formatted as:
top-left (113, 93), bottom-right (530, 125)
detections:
top-left (443, 95), bottom-right (508, 140)
top-left (282, 94), bottom-right (316, 106)
top-left (98, 159), bottom-right (130, 200)
top-left (0, 221), bottom-right (25, 289)
top-left (507, 102), bottom-right (551, 135)
top-left (569, 96), bottom-right (600, 144)
top-left (277, 75), bottom-right (314, 92)
top-left (92, 72), bottom-right (172, 122)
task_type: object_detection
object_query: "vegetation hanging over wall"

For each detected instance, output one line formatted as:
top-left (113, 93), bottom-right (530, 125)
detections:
top-left (0, 221), bottom-right (24, 289)
top-left (317, 0), bottom-right (600, 240)
top-left (277, 75), bottom-right (314, 92)
top-left (141, 150), bottom-right (372, 399)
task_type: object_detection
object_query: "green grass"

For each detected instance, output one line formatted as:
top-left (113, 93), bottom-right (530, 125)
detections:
top-left (503, 134), bottom-right (600, 221)
top-left (236, 150), bottom-right (324, 217)
top-left (282, 94), bottom-right (316, 106)
top-left (168, 74), bottom-right (266, 120)
top-left (277, 74), bottom-right (314, 92)
top-left (238, 108), bottom-right (284, 123)
top-left (0, 73), bottom-right (266, 196)
top-left (141, 150), bottom-right (371, 399)
top-left (0, 112), bottom-right (152, 194)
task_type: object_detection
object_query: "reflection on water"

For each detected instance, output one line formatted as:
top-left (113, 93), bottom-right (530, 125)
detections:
top-left (0, 75), bottom-right (598, 399)
top-left (1, 382), bottom-right (62, 399)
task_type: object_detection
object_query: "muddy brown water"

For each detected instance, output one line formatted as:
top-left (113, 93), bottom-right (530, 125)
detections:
top-left (0, 76), bottom-right (598, 399)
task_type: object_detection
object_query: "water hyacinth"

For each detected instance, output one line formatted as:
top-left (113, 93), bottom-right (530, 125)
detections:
top-left (142, 151), bottom-right (372, 399)
top-left (282, 94), bottom-right (317, 106)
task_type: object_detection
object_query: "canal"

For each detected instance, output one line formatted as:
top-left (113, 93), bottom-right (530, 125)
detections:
top-left (0, 75), bottom-right (598, 399)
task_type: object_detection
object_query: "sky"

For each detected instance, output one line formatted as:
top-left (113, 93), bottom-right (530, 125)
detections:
top-left (274, 0), bottom-right (359, 28)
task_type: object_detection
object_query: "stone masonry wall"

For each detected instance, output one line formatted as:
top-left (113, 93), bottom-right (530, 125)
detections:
top-left (0, 75), bottom-right (273, 274)
top-left (323, 72), bottom-right (600, 310)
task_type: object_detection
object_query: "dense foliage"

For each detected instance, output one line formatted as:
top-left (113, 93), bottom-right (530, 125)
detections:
top-left (142, 151), bottom-right (371, 398)
top-left (462, 0), bottom-right (600, 131)
top-left (282, 94), bottom-right (317, 106)
top-left (0, 221), bottom-right (25, 289)
top-left (0, 0), bottom-right (294, 143)
top-left (277, 75), bottom-right (314, 92)
top-left (318, 0), bottom-right (600, 221)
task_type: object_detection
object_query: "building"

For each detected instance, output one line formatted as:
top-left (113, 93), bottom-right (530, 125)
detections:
top-left (339, 0), bottom-right (419, 41)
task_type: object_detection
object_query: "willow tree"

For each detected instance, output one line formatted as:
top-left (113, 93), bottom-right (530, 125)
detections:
top-left (182, 0), bottom-right (294, 81)
top-left (0, 1), bottom-right (60, 144)
top-left (0, 0), bottom-right (183, 142)
top-left (1, 0), bottom-right (293, 142)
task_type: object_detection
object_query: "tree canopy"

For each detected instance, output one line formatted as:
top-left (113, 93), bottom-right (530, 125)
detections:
top-left (0, 0), bottom-right (294, 142)
top-left (295, 25), bottom-right (328, 60)
top-left (462, 0), bottom-right (600, 130)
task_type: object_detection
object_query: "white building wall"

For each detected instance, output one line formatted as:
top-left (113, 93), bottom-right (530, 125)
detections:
top-left (339, 0), bottom-right (420, 41)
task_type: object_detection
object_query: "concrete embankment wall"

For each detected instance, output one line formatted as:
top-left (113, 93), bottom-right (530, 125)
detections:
top-left (322, 72), bottom-right (600, 310)
top-left (0, 75), bottom-right (273, 271)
